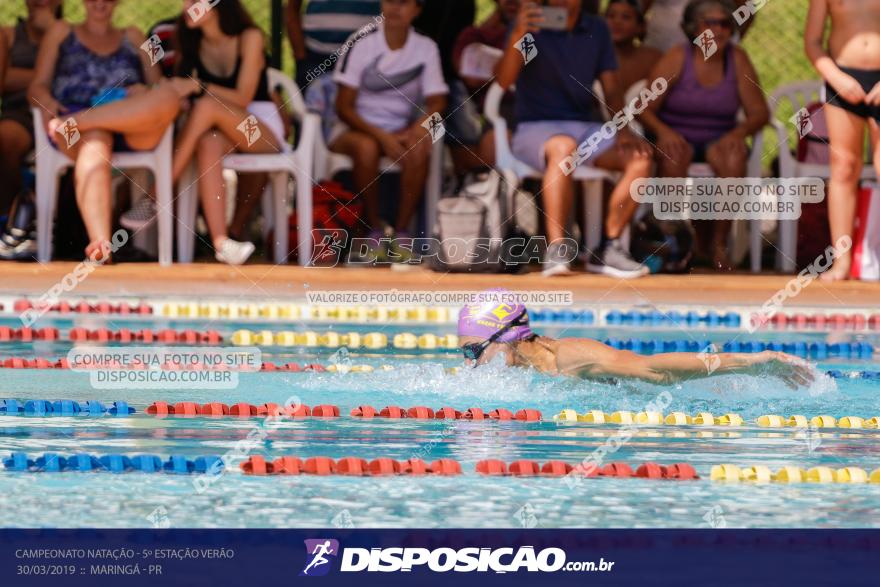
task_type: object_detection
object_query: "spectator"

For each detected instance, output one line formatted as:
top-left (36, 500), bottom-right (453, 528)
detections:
top-left (0, 0), bottom-right (61, 217)
top-left (452, 0), bottom-right (520, 168)
top-left (495, 0), bottom-right (653, 278)
top-left (28, 0), bottom-right (185, 262)
top-left (330, 0), bottom-right (448, 263)
top-left (171, 0), bottom-right (286, 266)
top-left (605, 0), bottom-right (662, 93)
top-left (642, 0), bottom-right (753, 52)
top-left (414, 0), bottom-right (477, 174)
top-left (286, 0), bottom-right (382, 90)
top-left (639, 0), bottom-right (769, 270)
top-left (121, 14), bottom-right (281, 253)
top-left (805, 0), bottom-right (880, 281)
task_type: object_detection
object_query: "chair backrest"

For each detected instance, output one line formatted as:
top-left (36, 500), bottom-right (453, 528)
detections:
top-left (769, 80), bottom-right (823, 122)
top-left (267, 67), bottom-right (307, 123)
top-left (484, 82), bottom-right (521, 173)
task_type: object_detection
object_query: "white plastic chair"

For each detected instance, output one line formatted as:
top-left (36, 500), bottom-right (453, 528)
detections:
top-left (176, 68), bottom-right (320, 265)
top-left (770, 80), bottom-right (877, 272)
top-left (311, 111), bottom-right (444, 236)
top-left (32, 107), bottom-right (175, 265)
top-left (485, 82), bottom-right (617, 253)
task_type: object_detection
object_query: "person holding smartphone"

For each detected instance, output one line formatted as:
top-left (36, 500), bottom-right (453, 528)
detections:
top-left (495, 0), bottom-right (654, 278)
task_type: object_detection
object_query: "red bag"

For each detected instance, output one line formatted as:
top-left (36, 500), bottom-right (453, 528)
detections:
top-left (287, 181), bottom-right (362, 264)
top-left (851, 184), bottom-right (880, 280)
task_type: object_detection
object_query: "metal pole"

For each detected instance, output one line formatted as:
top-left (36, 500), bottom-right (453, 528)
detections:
top-left (271, 0), bottom-right (283, 69)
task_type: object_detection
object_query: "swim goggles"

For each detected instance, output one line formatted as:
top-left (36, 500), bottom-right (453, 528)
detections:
top-left (461, 310), bottom-right (528, 363)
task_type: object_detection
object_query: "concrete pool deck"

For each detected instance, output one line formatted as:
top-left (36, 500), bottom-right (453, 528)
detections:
top-left (1, 262), bottom-right (877, 309)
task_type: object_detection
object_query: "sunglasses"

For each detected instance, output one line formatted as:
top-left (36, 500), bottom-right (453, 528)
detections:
top-left (701, 17), bottom-right (733, 29)
top-left (461, 310), bottom-right (528, 363)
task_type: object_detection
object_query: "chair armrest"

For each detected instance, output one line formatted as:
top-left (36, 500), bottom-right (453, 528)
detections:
top-left (295, 111), bottom-right (320, 179)
top-left (771, 118), bottom-right (797, 177)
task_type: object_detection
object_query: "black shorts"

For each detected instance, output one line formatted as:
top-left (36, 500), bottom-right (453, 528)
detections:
top-left (825, 66), bottom-right (880, 122)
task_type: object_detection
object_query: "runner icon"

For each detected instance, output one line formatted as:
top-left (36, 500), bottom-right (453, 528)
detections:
top-left (303, 540), bottom-right (335, 575)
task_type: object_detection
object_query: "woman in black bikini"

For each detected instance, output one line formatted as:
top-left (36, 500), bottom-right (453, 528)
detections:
top-left (171, 0), bottom-right (284, 266)
top-left (805, 0), bottom-right (880, 281)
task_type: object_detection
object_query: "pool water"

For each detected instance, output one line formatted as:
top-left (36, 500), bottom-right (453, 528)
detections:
top-left (1, 316), bottom-right (879, 529)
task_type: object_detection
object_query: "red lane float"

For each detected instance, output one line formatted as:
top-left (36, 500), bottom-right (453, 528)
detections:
top-left (144, 402), bottom-right (334, 419)
top-left (475, 460), bottom-right (699, 480)
top-left (349, 405), bottom-right (544, 422)
top-left (240, 456), bottom-right (463, 476)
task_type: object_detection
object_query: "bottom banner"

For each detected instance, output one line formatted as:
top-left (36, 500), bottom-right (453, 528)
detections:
top-left (1, 529), bottom-right (878, 586)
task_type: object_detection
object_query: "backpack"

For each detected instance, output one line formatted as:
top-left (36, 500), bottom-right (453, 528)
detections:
top-left (275, 181), bottom-right (362, 264)
top-left (430, 169), bottom-right (530, 273)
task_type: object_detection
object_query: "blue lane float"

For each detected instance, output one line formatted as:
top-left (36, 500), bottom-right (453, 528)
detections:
top-left (2, 453), bottom-right (223, 474)
top-left (601, 339), bottom-right (873, 359)
top-left (825, 370), bottom-right (880, 380)
top-left (0, 400), bottom-right (135, 416)
top-left (602, 310), bottom-right (741, 328)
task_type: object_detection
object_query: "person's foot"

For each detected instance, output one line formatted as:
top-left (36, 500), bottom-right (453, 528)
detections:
top-left (820, 259), bottom-right (851, 282)
top-left (215, 238), bottom-right (255, 266)
top-left (120, 197), bottom-right (157, 231)
top-left (347, 229), bottom-right (388, 266)
top-left (542, 240), bottom-right (575, 276)
top-left (711, 245), bottom-right (732, 271)
top-left (85, 239), bottom-right (113, 264)
top-left (586, 238), bottom-right (649, 279)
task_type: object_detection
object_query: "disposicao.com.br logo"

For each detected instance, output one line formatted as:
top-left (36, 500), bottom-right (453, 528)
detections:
top-left (301, 541), bottom-right (614, 575)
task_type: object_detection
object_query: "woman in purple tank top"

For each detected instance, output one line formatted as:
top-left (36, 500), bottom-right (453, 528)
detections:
top-left (639, 0), bottom-right (768, 270)
top-left (28, 0), bottom-right (199, 262)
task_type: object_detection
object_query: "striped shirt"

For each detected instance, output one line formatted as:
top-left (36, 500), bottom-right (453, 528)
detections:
top-left (303, 0), bottom-right (382, 55)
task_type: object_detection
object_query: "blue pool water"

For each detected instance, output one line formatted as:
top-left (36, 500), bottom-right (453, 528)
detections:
top-left (1, 316), bottom-right (879, 528)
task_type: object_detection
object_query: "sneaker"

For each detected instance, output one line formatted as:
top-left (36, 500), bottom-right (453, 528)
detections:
top-left (0, 229), bottom-right (37, 260)
top-left (215, 238), bottom-right (255, 265)
top-left (347, 229), bottom-right (388, 266)
top-left (120, 197), bottom-right (157, 231)
top-left (586, 238), bottom-right (649, 279)
top-left (542, 241), bottom-right (575, 276)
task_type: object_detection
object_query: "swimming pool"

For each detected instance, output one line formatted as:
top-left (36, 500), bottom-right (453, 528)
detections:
top-left (2, 312), bottom-right (879, 529)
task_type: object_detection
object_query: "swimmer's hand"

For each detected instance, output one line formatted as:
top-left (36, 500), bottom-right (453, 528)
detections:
top-left (749, 351), bottom-right (815, 390)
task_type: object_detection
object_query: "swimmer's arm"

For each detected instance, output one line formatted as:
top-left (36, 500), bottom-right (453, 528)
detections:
top-left (558, 340), bottom-right (814, 389)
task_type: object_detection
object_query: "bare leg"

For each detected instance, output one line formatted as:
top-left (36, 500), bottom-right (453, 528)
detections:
top-left (705, 139), bottom-right (748, 270)
top-left (541, 135), bottom-right (579, 243)
top-left (194, 132), bottom-right (235, 248)
top-left (593, 142), bottom-right (654, 239)
top-left (230, 172), bottom-right (268, 241)
top-left (173, 97), bottom-right (280, 181)
top-left (477, 129), bottom-right (498, 168)
top-left (65, 85), bottom-right (180, 150)
top-left (821, 105), bottom-right (866, 282)
top-left (70, 130), bottom-right (114, 253)
top-left (396, 132), bottom-right (432, 230)
top-left (329, 130), bottom-right (382, 232)
top-left (0, 120), bottom-right (34, 213)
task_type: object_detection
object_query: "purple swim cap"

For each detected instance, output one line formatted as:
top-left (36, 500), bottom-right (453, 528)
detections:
top-left (457, 291), bottom-right (533, 343)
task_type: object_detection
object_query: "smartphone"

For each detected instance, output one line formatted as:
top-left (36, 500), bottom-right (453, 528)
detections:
top-left (539, 6), bottom-right (568, 31)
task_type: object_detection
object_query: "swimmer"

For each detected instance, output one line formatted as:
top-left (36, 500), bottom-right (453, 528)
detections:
top-left (457, 297), bottom-right (815, 389)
